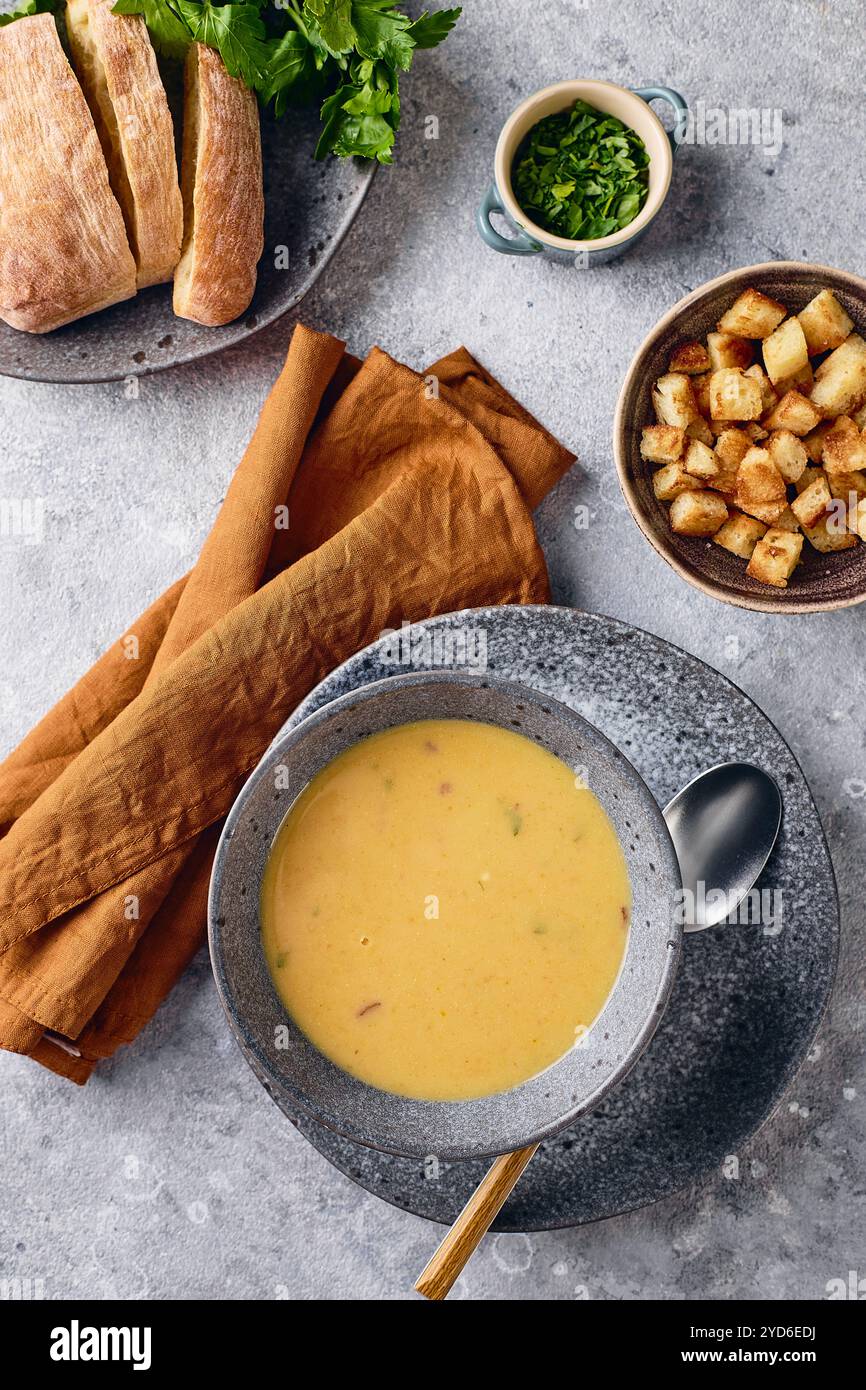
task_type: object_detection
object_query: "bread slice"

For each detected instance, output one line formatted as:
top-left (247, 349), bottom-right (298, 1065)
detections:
top-left (0, 14), bottom-right (136, 332)
top-left (173, 43), bottom-right (264, 327)
top-left (65, 0), bottom-right (183, 288)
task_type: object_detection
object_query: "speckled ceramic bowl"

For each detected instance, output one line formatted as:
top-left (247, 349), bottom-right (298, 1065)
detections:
top-left (614, 261), bottom-right (866, 613)
top-left (209, 671), bottom-right (681, 1161)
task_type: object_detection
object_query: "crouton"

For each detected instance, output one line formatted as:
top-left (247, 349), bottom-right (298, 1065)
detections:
top-left (763, 317), bottom-right (809, 385)
top-left (802, 420), bottom-right (836, 463)
top-left (820, 415), bottom-right (866, 474)
top-left (683, 438), bottom-right (719, 482)
top-left (746, 528), bottom-right (804, 587)
top-left (775, 361), bottom-right (814, 398)
top-left (744, 363), bottom-right (779, 414)
top-left (641, 424), bottom-right (686, 465)
top-left (763, 389), bottom-right (822, 436)
top-left (712, 510), bottom-right (768, 559)
top-left (692, 371), bottom-right (712, 418)
top-left (652, 461), bottom-right (702, 502)
top-left (827, 470), bottom-right (866, 530)
top-left (810, 333), bottom-right (866, 416)
top-left (712, 429), bottom-right (752, 492)
top-left (669, 340), bottom-right (711, 374)
top-left (801, 514), bottom-right (860, 553)
top-left (709, 368), bottom-right (763, 421)
top-left (790, 474), bottom-right (832, 528)
top-left (652, 373), bottom-right (698, 428)
top-left (772, 506), bottom-right (802, 534)
top-left (766, 429), bottom-right (808, 484)
top-left (797, 289), bottom-right (854, 355)
top-left (718, 288), bottom-right (787, 339)
top-left (733, 447), bottom-right (788, 524)
top-left (707, 331), bottom-right (754, 371)
top-left (669, 489), bottom-right (729, 536)
top-left (686, 416), bottom-right (716, 447)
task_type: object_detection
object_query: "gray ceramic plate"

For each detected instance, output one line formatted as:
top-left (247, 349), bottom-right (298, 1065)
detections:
top-left (209, 672), bottom-right (682, 1160)
top-left (271, 606), bottom-right (838, 1230)
top-left (0, 99), bottom-right (375, 385)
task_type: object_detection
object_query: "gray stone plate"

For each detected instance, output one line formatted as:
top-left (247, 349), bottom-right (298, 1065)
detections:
top-left (275, 606), bottom-right (838, 1230)
top-left (0, 102), bottom-right (375, 385)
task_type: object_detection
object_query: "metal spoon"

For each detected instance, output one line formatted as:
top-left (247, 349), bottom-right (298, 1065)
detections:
top-left (414, 761), bottom-right (783, 1300)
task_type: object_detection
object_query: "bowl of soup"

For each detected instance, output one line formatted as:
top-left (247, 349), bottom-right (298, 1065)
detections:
top-left (208, 672), bottom-right (682, 1160)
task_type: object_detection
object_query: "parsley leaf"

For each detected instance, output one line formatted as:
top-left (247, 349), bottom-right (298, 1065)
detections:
top-left (0, 0), bottom-right (60, 22)
top-left (407, 6), bottom-right (461, 48)
top-left (176, 0), bottom-right (271, 86)
top-left (112, 0), bottom-right (191, 59)
top-left (303, 0), bottom-right (355, 56)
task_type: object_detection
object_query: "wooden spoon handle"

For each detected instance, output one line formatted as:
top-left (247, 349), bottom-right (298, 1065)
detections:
top-left (414, 1143), bottom-right (539, 1301)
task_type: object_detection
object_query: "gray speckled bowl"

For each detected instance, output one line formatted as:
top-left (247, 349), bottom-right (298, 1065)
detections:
top-left (209, 671), bottom-right (682, 1161)
top-left (615, 261), bottom-right (866, 613)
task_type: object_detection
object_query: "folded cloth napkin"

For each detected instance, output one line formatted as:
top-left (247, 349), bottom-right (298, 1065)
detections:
top-left (0, 325), bottom-right (574, 1082)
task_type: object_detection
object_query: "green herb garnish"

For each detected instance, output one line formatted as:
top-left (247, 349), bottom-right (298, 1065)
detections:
top-left (512, 98), bottom-right (650, 241)
top-left (108, 0), bottom-right (461, 163)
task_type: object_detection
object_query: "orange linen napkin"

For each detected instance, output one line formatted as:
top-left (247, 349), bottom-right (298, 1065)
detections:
top-left (0, 325), bottom-right (574, 1083)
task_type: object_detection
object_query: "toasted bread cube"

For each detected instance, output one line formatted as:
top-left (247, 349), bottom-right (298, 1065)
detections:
top-left (797, 289), bottom-right (854, 355)
top-left (734, 447), bottom-right (788, 523)
top-left (692, 371), bottom-right (712, 417)
top-left (712, 429), bottom-right (751, 492)
top-left (653, 373), bottom-right (698, 428)
top-left (744, 363), bottom-right (779, 414)
top-left (763, 317), bottom-right (809, 385)
top-left (826, 470), bottom-right (866, 532)
top-left (820, 415), bottom-right (866, 474)
top-left (794, 466), bottom-right (825, 494)
top-left (790, 474), bottom-right (831, 527)
top-left (712, 510), bottom-right (768, 559)
top-left (743, 421), bottom-right (769, 442)
top-left (852, 402), bottom-right (866, 430)
top-left (802, 420), bottom-right (836, 463)
top-left (772, 506), bottom-right (801, 533)
top-left (810, 333), bottom-right (866, 416)
top-left (686, 416), bottom-right (715, 446)
top-left (707, 331), bottom-right (754, 371)
top-left (709, 368), bottom-right (763, 421)
top-left (747, 528), bottom-right (803, 587)
top-left (669, 489), bottom-right (729, 536)
top-left (855, 498), bottom-right (866, 542)
top-left (652, 461), bottom-right (701, 501)
top-left (775, 361), bottom-right (814, 398)
top-left (718, 288), bottom-right (787, 339)
top-left (669, 340), bottom-right (711, 374)
top-left (763, 389), bottom-right (822, 436)
top-left (641, 424), bottom-right (686, 465)
top-left (683, 438), bottom-right (719, 482)
top-left (766, 429), bottom-right (808, 484)
top-left (801, 513), bottom-right (860, 552)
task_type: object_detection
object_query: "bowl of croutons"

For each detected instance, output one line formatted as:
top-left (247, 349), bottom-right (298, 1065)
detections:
top-left (614, 262), bottom-right (866, 611)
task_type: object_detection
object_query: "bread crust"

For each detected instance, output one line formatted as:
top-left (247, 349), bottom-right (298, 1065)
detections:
top-left (173, 43), bottom-right (264, 327)
top-left (0, 14), bottom-right (136, 333)
top-left (65, 0), bottom-right (183, 288)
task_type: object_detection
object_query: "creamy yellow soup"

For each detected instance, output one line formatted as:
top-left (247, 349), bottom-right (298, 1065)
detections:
top-left (261, 719), bottom-right (630, 1102)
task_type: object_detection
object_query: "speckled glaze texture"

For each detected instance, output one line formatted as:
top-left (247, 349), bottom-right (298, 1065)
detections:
top-left (0, 103), bottom-right (375, 384)
top-left (209, 671), bottom-right (682, 1161)
top-left (615, 262), bottom-right (866, 613)
top-left (271, 607), bottom-right (838, 1230)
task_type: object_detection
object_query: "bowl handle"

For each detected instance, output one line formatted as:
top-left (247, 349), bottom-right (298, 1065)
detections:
top-left (476, 182), bottom-right (543, 256)
top-left (632, 86), bottom-right (689, 154)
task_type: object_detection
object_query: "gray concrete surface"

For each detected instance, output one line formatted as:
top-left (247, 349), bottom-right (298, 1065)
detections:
top-left (1, 0), bottom-right (864, 1301)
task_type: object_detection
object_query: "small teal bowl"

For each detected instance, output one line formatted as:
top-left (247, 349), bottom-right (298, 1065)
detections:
top-left (478, 78), bottom-right (687, 265)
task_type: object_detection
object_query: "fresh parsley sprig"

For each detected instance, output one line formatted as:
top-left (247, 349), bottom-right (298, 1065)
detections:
top-left (109, 0), bottom-right (462, 163)
top-left (0, 0), bottom-right (61, 26)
